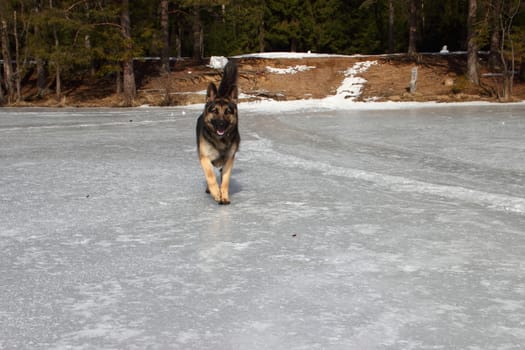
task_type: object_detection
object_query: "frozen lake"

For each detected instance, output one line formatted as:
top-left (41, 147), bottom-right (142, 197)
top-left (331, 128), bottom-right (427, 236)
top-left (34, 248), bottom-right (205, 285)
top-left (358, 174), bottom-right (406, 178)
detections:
top-left (1, 103), bottom-right (524, 349)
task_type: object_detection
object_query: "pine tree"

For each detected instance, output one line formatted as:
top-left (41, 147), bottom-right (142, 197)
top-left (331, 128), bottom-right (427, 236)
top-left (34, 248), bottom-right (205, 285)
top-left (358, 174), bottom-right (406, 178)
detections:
top-left (0, 0), bottom-right (523, 105)
top-left (212, 0), bottom-right (266, 55)
top-left (265, 0), bottom-right (314, 52)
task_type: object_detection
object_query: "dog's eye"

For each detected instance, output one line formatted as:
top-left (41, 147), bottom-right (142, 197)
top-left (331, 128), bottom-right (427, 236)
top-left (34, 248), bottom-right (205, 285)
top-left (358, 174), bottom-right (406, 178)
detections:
top-left (224, 109), bottom-right (231, 115)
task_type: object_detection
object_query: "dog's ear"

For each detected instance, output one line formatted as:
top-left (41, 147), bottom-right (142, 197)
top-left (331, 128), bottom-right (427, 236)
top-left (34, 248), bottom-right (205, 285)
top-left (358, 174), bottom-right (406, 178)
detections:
top-left (228, 85), bottom-right (238, 104)
top-left (206, 83), bottom-right (217, 102)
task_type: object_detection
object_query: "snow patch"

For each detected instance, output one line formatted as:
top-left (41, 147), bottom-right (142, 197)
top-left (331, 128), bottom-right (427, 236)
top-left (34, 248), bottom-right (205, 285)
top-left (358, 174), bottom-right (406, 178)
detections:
top-left (234, 51), bottom-right (365, 59)
top-left (326, 60), bottom-right (378, 102)
top-left (208, 56), bottom-right (229, 69)
top-left (266, 65), bottom-right (316, 75)
top-left (241, 60), bottom-right (377, 106)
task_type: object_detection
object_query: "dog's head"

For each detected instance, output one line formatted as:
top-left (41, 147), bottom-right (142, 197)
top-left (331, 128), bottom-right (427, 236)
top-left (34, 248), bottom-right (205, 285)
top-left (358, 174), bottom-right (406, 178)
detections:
top-left (203, 83), bottom-right (238, 138)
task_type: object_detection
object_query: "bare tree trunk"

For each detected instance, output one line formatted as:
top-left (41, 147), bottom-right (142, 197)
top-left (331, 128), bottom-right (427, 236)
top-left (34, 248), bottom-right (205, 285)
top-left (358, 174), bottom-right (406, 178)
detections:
top-left (258, 20), bottom-right (265, 53)
top-left (467, 0), bottom-right (480, 85)
top-left (55, 62), bottom-right (61, 100)
top-left (520, 58), bottom-right (525, 82)
top-left (13, 10), bottom-right (21, 102)
top-left (0, 66), bottom-right (4, 104)
top-left (176, 28), bottom-right (182, 59)
top-left (48, 0), bottom-right (61, 100)
top-left (160, 0), bottom-right (170, 73)
top-left (36, 58), bottom-right (47, 98)
top-left (192, 6), bottom-right (203, 62)
top-left (53, 25), bottom-right (61, 100)
top-left (116, 69), bottom-right (122, 94)
top-left (85, 35), bottom-right (96, 77)
top-left (33, 15), bottom-right (47, 98)
top-left (290, 38), bottom-right (297, 53)
top-left (408, 0), bottom-right (419, 55)
top-left (489, 0), bottom-right (503, 69)
top-left (498, 0), bottom-right (521, 100)
top-left (199, 26), bottom-right (204, 59)
top-left (120, 0), bottom-right (136, 106)
top-left (121, 60), bottom-right (135, 105)
top-left (388, 0), bottom-right (394, 53)
top-left (1, 19), bottom-right (14, 102)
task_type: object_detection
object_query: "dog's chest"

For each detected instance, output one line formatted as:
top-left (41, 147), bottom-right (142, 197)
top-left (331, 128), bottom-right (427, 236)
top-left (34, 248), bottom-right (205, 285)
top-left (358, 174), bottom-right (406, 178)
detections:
top-left (201, 137), bottom-right (235, 167)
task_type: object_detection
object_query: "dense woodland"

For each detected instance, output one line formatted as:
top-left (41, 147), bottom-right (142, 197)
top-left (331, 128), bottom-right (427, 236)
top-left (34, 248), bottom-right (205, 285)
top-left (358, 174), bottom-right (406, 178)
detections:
top-left (0, 0), bottom-right (524, 105)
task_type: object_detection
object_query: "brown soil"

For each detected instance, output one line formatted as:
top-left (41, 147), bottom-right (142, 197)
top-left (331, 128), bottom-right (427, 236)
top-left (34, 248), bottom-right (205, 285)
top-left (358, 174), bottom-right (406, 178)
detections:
top-left (9, 54), bottom-right (525, 107)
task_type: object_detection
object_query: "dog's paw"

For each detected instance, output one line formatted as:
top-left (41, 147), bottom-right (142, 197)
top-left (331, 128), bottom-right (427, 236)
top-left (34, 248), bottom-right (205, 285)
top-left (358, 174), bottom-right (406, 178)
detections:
top-left (206, 185), bottom-right (221, 202)
top-left (218, 198), bottom-right (230, 205)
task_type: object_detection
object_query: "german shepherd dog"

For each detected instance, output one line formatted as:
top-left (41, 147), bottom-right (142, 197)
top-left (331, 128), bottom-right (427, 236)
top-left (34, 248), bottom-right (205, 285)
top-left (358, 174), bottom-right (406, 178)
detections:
top-left (196, 61), bottom-right (240, 204)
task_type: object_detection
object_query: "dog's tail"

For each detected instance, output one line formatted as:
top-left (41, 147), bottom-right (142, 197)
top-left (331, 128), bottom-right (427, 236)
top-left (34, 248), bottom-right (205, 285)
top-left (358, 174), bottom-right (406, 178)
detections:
top-left (217, 60), bottom-right (238, 98)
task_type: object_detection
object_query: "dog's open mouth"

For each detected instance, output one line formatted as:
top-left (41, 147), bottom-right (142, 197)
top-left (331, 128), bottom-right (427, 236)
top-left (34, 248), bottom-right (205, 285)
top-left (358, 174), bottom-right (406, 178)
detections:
top-left (212, 119), bottom-right (229, 137)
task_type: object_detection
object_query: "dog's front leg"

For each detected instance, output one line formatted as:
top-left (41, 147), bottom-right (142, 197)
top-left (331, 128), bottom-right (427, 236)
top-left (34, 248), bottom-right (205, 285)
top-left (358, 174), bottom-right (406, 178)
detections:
top-left (219, 155), bottom-right (235, 205)
top-left (199, 156), bottom-right (221, 203)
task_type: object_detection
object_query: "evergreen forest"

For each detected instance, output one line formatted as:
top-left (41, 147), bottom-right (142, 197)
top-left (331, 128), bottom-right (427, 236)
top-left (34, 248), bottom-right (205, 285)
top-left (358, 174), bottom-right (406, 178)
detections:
top-left (1, 0), bottom-right (524, 105)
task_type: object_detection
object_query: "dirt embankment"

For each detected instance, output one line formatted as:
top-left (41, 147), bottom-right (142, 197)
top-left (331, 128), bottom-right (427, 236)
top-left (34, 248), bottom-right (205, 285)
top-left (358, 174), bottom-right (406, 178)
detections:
top-left (9, 54), bottom-right (525, 107)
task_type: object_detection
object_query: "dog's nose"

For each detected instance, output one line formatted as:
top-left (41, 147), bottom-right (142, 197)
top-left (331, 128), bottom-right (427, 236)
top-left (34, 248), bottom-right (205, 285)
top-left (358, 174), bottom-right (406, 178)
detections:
top-left (212, 119), bottom-right (228, 128)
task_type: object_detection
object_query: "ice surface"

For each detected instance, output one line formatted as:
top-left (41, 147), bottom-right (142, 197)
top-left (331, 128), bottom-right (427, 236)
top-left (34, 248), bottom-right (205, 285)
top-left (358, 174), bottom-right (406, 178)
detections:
top-left (1, 103), bottom-right (525, 349)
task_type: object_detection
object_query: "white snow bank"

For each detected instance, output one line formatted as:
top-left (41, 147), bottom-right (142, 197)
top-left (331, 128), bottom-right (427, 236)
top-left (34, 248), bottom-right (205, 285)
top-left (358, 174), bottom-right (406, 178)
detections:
top-left (234, 51), bottom-right (364, 59)
top-left (266, 65), bottom-right (316, 75)
top-left (208, 56), bottom-right (229, 69)
top-left (327, 60), bottom-right (378, 102)
top-left (234, 51), bottom-right (472, 59)
top-left (241, 60), bottom-right (377, 109)
top-left (183, 52), bottom-right (525, 110)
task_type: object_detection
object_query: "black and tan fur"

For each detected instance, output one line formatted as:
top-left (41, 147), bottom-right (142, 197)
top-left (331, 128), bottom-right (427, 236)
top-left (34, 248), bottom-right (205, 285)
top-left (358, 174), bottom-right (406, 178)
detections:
top-left (196, 61), bottom-right (240, 204)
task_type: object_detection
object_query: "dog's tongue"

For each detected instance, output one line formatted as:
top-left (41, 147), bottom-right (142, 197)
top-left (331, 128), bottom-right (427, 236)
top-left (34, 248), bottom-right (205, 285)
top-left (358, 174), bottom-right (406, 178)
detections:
top-left (216, 129), bottom-right (225, 136)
